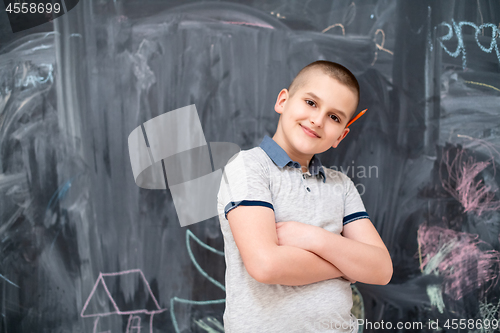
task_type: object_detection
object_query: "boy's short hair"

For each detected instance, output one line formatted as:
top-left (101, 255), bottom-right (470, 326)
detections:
top-left (287, 60), bottom-right (360, 122)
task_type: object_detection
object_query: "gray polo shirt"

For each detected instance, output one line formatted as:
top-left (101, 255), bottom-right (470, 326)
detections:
top-left (217, 135), bottom-right (370, 333)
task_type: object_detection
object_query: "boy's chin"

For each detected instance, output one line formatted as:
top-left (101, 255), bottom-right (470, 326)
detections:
top-left (294, 143), bottom-right (328, 155)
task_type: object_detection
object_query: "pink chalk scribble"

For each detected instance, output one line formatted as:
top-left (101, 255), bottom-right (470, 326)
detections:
top-left (417, 223), bottom-right (500, 301)
top-left (81, 269), bottom-right (167, 333)
top-left (439, 145), bottom-right (500, 217)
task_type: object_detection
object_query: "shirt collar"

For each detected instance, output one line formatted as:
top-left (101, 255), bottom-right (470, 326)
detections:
top-left (259, 135), bottom-right (326, 183)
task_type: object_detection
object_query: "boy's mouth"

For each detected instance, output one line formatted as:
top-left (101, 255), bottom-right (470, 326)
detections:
top-left (300, 125), bottom-right (320, 138)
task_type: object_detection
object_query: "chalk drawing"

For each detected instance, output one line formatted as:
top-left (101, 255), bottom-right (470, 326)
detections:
top-left (463, 80), bottom-right (500, 93)
top-left (8, 63), bottom-right (54, 90)
top-left (126, 315), bottom-right (141, 333)
top-left (371, 29), bottom-right (393, 66)
top-left (457, 134), bottom-right (500, 176)
top-left (81, 269), bottom-right (167, 333)
top-left (439, 145), bottom-right (500, 217)
top-left (170, 229), bottom-right (225, 333)
top-left (322, 23), bottom-right (345, 35)
top-left (185, 229), bottom-right (225, 291)
top-left (479, 299), bottom-right (500, 329)
top-left (320, 5), bottom-right (394, 67)
top-left (81, 231), bottom-right (226, 333)
top-left (436, 19), bottom-right (500, 69)
top-left (417, 223), bottom-right (500, 301)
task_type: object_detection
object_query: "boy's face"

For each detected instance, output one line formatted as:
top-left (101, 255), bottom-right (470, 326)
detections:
top-left (273, 70), bottom-right (358, 163)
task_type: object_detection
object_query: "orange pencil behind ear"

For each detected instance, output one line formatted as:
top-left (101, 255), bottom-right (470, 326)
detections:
top-left (346, 109), bottom-right (367, 128)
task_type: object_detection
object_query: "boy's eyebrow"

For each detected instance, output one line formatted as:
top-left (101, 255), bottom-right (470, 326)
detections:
top-left (305, 92), bottom-right (348, 120)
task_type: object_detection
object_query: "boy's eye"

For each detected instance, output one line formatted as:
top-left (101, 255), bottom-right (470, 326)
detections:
top-left (306, 99), bottom-right (341, 123)
top-left (330, 114), bottom-right (340, 123)
top-left (306, 100), bottom-right (316, 107)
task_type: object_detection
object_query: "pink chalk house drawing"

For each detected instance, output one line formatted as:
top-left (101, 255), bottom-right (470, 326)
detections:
top-left (81, 269), bottom-right (167, 333)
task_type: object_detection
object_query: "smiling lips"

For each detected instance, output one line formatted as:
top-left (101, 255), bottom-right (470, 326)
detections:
top-left (301, 125), bottom-right (320, 138)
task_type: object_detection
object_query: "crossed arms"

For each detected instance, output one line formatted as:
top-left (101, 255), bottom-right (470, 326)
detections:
top-left (227, 205), bottom-right (393, 286)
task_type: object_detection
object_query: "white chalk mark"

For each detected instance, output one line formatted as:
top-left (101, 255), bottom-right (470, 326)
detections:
top-left (92, 317), bottom-right (110, 333)
top-left (0, 273), bottom-right (19, 288)
top-left (170, 297), bottom-right (226, 333)
top-left (221, 20), bottom-right (274, 29)
top-left (477, 0), bottom-right (484, 35)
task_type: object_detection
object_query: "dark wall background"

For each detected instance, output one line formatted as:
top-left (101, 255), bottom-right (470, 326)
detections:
top-left (1, 1), bottom-right (500, 332)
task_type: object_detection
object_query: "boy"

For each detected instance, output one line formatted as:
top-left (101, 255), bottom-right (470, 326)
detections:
top-left (217, 60), bottom-right (393, 332)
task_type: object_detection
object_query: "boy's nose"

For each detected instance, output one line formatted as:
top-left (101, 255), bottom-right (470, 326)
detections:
top-left (310, 113), bottom-right (324, 127)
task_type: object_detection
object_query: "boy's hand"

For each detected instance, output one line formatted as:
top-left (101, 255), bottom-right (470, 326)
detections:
top-left (275, 221), bottom-right (320, 252)
top-left (276, 221), bottom-right (357, 283)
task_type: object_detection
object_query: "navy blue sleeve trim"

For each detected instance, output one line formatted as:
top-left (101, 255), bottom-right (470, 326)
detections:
top-left (343, 212), bottom-right (370, 226)
top-left (224, 200), bottom-right (274, 220)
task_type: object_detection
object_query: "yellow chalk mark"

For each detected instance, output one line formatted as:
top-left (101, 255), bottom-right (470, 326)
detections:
top-left (464, 80), bottom-right (500, 92)
top-left (322, 23), bottom-right (345, 35)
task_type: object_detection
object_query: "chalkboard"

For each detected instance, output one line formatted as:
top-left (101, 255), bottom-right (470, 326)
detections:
top-left (1, 1), bottom-right (500, 332)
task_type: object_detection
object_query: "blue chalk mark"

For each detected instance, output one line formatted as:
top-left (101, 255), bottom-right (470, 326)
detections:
top-left (45, 174), bottom-right (83, 256)
top-left (169, 230), bottom-right (226, 333)
top-left (45, 176), bottom-right (77, 214)
top-left (475, 23), bottom-right (498, 53)
top-left (186, 229), bottom-right (225, 291)
top-left (436, 19), bottom-right (500, 69)
top-left (0, 273), bottom-right (19, 288)
top-left (187, 229), bottom-right (224, 257)
top-left (49, 229), bottom-right (61, 255)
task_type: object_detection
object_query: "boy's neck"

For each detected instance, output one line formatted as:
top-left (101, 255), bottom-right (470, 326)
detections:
top-left (271, 134), bottom-right (315, 173)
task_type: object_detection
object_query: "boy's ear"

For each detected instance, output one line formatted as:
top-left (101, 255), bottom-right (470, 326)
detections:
top-left (332, 128), bottom-right (350, 148)
top-left (274, 89), bottom-right (289, 114)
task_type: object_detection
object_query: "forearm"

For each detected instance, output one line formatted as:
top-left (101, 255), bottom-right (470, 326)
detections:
top-left (311, 229), bottom-right (392, 285)
top-left (262, 245), bottom-right (349, 286)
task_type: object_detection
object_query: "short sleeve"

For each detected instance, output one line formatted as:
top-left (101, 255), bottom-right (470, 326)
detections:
top-left (217, 150), bottom-right (274, 220)
top-left (343, 177), bottom-right (370, 226)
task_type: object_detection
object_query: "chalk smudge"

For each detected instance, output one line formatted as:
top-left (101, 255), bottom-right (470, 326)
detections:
top-left (478, 299), bottom-right (500, 330)
top-left (418, 223), bottom-right (500, 301)
top-left (426, 284), bottom-right (445, 313)
top-left (439, 145), bottom-right (500, 217)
